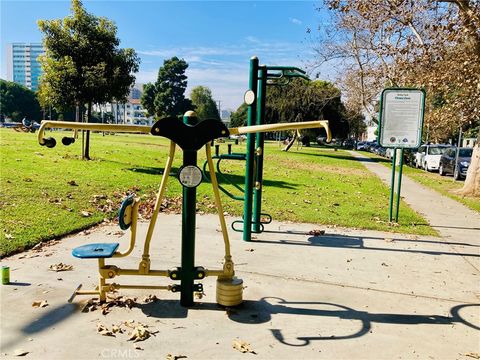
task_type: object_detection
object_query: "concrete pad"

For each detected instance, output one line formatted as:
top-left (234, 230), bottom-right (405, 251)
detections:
top-left (1, 214), bottom-right (479, 359)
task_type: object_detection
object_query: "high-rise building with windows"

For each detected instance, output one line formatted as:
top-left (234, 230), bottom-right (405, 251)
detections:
top-left (6, 43), bottom-right (44, 91)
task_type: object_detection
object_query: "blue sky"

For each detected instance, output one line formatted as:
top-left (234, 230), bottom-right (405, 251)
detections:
top-left (0, 1), bottom-right (330, 110)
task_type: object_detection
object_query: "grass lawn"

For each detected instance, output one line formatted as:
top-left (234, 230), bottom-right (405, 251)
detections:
top-left (0, 129), bottom-right (436, 257)
top-left (360, 151), bottom-right (480, 213)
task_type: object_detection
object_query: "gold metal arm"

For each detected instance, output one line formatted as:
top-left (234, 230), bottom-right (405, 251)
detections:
top-left (139, 141), bottom-right (176, 273)
top-left (38, 120), bottom-right (151, 145)
top-left (229, 120), bottom-right (332, 143)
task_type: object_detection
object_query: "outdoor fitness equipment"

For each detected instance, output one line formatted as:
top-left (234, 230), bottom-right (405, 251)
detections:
top-left (205, 57), bottom-right (332, 242)
top-left (38, 112), bottom-right (326, 308)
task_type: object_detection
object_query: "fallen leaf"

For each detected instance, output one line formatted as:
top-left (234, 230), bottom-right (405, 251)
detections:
top-left (133, 345), bottom-right (143, 351)
top-left (112, 325), bottom-right (123, 334)
top-left (67, 180), bottom-right (78, 186)
top-left (14, 349), bottom-right (29, 356)
top-left (381, 262), bottom-right (389, 267)
top-left (464, 353), bottom-right (480, 359)
top-left (5, 233), bottom-right (14, 239)
top-left (49, 263), bottom-right (73, 272)
top-left (232, 339), bottom-right (256, 354)
top-left (143, 294), bottom-right (158, 303)
top-left (32, 300), bottom-right (48, 308)
top-left (166, 355), bottom-right (187, 360)
top-left (81, 211), bottom-right (91, 217)
top-left (245, 248), bottom-right (255, 252)
top-left (128, 324), bottom-right (152, 342)
top-left (384, 238), bottom-right (394, 243)
top-left (96, 323), bottom-right (115, 337)
top-left (194, 292), bottom-right (205, 300)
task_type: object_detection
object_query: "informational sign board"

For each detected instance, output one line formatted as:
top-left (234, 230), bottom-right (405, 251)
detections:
top-left (378, 88), bottom-right (425, 148)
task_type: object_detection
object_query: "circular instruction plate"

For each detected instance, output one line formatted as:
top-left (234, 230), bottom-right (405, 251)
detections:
top-left (178, 165), bottom-right (203, 188)
top-left (244, 90), bottom-right (256, 105)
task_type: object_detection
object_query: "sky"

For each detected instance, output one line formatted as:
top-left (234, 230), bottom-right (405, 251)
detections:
top-left (0, 0), bottom-right (331, 110)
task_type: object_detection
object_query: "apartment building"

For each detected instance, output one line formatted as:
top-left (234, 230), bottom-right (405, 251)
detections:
top-left (6, 43), bottom-right (44, 91)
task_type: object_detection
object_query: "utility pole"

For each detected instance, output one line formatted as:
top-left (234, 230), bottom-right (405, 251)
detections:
top-left (217, 100), bottom-right (222, 119)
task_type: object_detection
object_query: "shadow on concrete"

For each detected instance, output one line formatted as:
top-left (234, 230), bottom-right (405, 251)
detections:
top-left (2, 303), bottom-right (80, 350)
top-left (431, 224), bottom-right (480, 231)
top-left (227, 297), bottom-right (480, 346)
top-left (6, 281), bottom-right (31, 286)
top-left (253, 234), bottom-right (479, 258)
top-left (139, 296), bottom-right (479, 346)
top-left (137, 299), bottom-right (188, 318)
top-left (14, 297), bottom-right (478, 350)
top-left (261, 229), bottom-right (479, 248)
top-left (21, 303), bottom-right (79, 335)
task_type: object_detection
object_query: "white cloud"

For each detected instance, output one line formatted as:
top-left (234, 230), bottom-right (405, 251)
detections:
top-left (245, 36), bottom-right (260, 43)
top-left (134, 37), bottom-right (314, 109)
top-left (135, 69), bottom-right (157, 84)
top-left (290, 17), bottom-right (302, 25)
top-left (186, 67), bottom-right (249, 110)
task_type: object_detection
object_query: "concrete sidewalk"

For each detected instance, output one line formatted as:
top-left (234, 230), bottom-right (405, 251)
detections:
top-left (1, 212), bottom-right (479, 359)
top-left (350, 150), bottom-right (480, 271)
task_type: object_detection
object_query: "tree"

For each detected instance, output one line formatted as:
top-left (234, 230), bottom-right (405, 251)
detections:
top-left (141, 57), bottom-right (192, 118)
top-left (313, 0), bottom-right (479, 196)
top-left (38, 0), bottom-right (140, 159)
top-left (230, 103), bottom-right (248, 127)
top-left (0, 80), bottom-right (42, 122)
top-left (265, 78), bottom-right (348, 140)
top-left (190, 86), bottom-right (220, 120)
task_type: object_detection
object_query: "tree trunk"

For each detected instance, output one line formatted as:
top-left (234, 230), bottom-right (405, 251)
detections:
top-left (84, 102), bottom-right (91, 160)
top-left (457, 139), bottom-right (480, 197)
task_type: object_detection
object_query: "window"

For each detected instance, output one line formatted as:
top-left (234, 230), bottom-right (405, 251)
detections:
top-left (458, 149), bottom-right (472, 157)
top-left (428, 147), bottom-right (449, 155)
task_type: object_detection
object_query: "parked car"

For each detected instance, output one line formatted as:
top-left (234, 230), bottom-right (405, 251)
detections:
top-left (377, 147), bottom-right (387, 157)
top-left (356, 141), bottom-right (367, 150)
top-left (439, 147), bottom-right (473, 180)
top-left (414, 144), bottom-right (452, 171)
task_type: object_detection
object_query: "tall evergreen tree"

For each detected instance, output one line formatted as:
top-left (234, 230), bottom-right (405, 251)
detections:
top-left (141, 57), bottom-right (192, 118)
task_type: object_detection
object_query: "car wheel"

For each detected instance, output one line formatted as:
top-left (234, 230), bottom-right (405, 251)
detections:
top-left (439, 164), bottom-right (445, 176)
top-left (454, 167), bottom-right (461, 180)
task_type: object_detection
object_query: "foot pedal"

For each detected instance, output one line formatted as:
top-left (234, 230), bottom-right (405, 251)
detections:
top-left (68, 284), bottom-right (83, 303)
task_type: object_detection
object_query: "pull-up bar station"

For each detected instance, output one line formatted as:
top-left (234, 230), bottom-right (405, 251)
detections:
top-left (206, 57), bottom-right (331, 241)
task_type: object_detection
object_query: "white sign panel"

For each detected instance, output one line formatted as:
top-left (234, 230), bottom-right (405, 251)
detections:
top-left (379, 89), bottom-right (425, 148)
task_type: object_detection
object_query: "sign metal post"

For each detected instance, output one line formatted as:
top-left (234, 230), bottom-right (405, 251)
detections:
top-left (378, 88), bottom-right (425, 223)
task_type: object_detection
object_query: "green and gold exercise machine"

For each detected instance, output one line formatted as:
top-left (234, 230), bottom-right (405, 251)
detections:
top-left (38, 111), bottom-right (329, 308)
